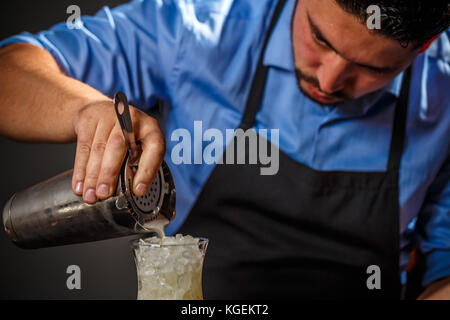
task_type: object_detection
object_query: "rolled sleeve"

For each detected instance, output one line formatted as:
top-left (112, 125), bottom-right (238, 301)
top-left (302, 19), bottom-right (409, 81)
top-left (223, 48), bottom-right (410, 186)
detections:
top-left (0, 0), bottom-right (183, 110)
top-left (416, 156), bottom-right (450, 287)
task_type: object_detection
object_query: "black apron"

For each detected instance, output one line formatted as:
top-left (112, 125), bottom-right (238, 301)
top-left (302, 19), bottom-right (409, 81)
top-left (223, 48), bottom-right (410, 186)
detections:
top-left (180, 0), bottom-right (411, 300)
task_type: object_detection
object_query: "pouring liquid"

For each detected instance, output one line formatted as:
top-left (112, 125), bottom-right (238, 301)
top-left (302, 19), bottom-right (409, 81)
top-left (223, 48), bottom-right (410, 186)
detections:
top-left (141, 215), bottom-right (170, 239)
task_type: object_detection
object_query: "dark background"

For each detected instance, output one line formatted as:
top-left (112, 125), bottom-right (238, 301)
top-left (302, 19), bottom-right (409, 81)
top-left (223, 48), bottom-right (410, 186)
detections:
top-left (0, 0), bottom-right (143, 300)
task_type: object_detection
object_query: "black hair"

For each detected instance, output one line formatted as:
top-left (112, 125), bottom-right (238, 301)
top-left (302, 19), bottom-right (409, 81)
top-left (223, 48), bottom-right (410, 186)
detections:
top-left (334, 0), bottom-right (450, 49)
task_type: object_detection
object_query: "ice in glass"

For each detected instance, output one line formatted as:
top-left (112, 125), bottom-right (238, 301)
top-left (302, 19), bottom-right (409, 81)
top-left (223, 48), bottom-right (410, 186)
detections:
top-left (132, 234), bottom-right (208, 300)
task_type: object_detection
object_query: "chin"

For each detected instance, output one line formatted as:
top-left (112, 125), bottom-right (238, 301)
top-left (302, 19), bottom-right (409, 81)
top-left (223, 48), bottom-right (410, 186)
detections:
top-left (298, 81), bottom-right (344, 106)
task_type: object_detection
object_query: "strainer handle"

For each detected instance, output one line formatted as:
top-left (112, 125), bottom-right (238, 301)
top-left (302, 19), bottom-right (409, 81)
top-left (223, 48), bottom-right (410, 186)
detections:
top-left (114, 92), bottom-right (141, 166)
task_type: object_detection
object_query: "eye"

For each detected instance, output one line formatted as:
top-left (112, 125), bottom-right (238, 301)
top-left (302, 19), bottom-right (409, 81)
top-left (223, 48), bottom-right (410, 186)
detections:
top-left (364, 66), bottom-right (391, 76)
top-left (368, 68), bottom-right (385, 75)
top-left (312, 31), bottom-right (327, 47)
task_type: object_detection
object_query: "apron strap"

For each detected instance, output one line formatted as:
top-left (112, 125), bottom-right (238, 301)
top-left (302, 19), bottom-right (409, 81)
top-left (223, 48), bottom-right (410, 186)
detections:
top-left (387, 66), bottom-right (412, 171)
top-left (239, 0), bottom-right (287, 130)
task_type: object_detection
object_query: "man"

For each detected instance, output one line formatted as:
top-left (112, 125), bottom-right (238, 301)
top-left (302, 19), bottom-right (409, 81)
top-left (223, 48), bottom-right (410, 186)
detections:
top-left (0, 0), bottom-right (448, 299)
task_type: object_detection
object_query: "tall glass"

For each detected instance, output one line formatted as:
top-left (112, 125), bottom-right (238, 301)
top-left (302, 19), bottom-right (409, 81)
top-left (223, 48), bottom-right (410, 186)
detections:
top-left (132, 236), bottom-right (208, 300)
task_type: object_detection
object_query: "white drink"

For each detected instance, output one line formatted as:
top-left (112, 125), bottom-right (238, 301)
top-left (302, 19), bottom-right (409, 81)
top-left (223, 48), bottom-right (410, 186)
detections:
top-left (132, 234), bottom-right (208, 300)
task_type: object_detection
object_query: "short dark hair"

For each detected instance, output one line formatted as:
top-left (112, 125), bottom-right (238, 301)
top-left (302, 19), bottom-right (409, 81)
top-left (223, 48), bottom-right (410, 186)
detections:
top-left (334, 0), bottom-right (450, 49)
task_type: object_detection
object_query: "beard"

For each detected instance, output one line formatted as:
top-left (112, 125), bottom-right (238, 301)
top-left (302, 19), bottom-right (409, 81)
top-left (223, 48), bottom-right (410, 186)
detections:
top-left (294, 67), bottom-right (351, 106)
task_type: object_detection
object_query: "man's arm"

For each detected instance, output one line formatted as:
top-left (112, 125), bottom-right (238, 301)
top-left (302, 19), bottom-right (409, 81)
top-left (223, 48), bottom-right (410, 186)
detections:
top-left (418, 277), bottom-right (450, 300)
top-left (0, 41), bottom-right (165, 204)
top-left (0, 43), bottom-right (108, 143)
top-left (0, 0), bottom-right (181, 203)
top-left (414, 155), bottom-right (450, 300)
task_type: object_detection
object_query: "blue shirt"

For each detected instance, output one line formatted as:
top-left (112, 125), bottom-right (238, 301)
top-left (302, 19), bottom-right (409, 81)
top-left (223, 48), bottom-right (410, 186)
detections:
top-left (1, 0), bottom-right (449, 287)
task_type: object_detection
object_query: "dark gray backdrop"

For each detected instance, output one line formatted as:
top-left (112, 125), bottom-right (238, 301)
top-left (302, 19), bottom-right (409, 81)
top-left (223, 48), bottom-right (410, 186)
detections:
top-left (0, 0), bottom-right (144, 300)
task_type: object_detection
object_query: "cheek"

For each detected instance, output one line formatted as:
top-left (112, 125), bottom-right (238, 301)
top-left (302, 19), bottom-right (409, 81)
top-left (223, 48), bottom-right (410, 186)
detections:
top-left (297, 36), bottom-right (321, 68)
top-left (292, 12), bottom-right (321, 69)
top-left (351, 75), bottom-right (394, 98)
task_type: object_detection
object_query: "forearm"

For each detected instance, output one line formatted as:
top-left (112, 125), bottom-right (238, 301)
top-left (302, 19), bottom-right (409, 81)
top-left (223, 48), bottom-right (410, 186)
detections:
top-left (0, 43), bottom-right (110, 143)
top-left (418, 277), bottom-right (450, 300)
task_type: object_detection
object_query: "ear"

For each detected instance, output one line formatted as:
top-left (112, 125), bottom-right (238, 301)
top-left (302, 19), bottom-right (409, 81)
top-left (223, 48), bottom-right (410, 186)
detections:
top-left (419, 34), bottom-right (440, 53)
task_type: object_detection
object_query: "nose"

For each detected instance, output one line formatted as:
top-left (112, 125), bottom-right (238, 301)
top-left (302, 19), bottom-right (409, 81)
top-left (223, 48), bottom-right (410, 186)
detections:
top-left (317, 53), bottom-right (350, 94)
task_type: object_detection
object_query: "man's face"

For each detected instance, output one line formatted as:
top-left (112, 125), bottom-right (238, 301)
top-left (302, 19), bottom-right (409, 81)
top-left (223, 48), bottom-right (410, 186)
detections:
top-left (291, 0), bottom-right (419, 105)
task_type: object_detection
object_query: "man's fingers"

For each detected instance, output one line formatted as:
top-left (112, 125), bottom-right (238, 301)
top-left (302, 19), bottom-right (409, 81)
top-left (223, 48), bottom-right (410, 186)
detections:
top-left (82, 120), bottom-right (114, 204)
top-left (95, 124), bottom-right (127, 200)
top-left (133, 129), bottom-right (166, 196)
top-left (72, 105), bottom-right (166, 202)
top-left (72, 115), bottom-right (97, 196)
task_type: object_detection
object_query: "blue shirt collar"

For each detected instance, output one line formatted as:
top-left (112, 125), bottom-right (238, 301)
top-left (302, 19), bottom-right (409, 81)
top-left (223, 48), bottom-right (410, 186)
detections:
top-left (384, 72), bottom-right (403, 98)
top-left (262, 0), bottom-right (296, 72)
top-left (334, 72), bottom-right (404, 116)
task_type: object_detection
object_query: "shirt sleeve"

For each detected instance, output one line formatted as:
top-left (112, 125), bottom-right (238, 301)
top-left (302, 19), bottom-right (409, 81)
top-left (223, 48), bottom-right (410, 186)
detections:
top-left (0, 0), bottom-right (183, 111)
top-left (415, 155), bottom-right (450, 287)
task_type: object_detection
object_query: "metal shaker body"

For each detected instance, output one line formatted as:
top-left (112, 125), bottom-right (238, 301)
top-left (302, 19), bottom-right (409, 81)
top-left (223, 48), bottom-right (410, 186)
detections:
top-left (2, 157), bottom-right (176, 249)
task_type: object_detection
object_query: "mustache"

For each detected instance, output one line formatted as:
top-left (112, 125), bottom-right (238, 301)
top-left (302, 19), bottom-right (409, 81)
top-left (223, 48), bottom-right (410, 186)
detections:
top-left (294, 68), bottom-right (349, 100)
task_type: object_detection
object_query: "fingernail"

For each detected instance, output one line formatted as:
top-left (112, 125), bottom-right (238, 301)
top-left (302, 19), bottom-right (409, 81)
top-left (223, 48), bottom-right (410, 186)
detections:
top-left (84, 189), bottom-right (97, 203)
top-left (97, 184), bottom-right (110, 197)
top-left (75, 181), bottom-right (83, 194)
top-left (135, 183), bottom-right (147, 195)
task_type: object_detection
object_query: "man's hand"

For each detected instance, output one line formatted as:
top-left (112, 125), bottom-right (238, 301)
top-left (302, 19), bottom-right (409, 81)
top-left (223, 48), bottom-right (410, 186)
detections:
top-left (418, 277), bottom-right (450, 300)
top-left (71, 101), bottom-right (166, 204)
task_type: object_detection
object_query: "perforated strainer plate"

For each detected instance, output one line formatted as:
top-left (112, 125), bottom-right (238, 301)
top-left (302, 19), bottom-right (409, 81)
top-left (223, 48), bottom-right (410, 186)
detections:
top-left (118, 155), bottom-right (173, 228)
top-left (132, 171), bottom-right (162, 213)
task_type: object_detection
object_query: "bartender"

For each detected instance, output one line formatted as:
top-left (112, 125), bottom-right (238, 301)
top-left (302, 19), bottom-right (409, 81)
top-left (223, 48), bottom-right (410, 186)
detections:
top-left (0, 0), bottom-right (449, 299)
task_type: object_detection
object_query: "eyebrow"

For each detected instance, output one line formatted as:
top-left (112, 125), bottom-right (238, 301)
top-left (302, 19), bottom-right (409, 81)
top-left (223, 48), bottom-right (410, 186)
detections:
top-left (307, 12), bottom-right (396, 73)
